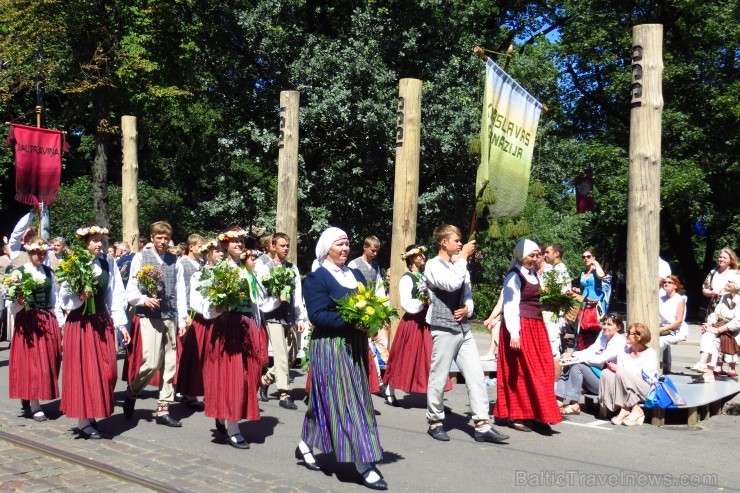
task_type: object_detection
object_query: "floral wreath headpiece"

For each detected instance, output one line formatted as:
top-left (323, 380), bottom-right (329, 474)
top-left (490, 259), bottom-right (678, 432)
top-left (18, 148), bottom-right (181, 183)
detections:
top-left (199, 239), bottom-right (219, 254)
top-left (217, 229), bottom-right (247, 242)
top-left (23, 240), bottom-right (50, 252)
top-left (75, 225), bottom-right (110, 240)
top-left (401, 246), bottom-right (427, 260)
top-left (240, 249), bottom-right (263, 260)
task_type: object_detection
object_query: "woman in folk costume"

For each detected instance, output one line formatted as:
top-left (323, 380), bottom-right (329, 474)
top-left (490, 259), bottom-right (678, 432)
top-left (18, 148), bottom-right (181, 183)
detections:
top-left (297, 227), bottom-right (387, 491)
top-left (495, 239), bottom-right (562, 434)
top-left (179, 239), bottom-right (221, 407)
top-left (382, 244), bottom-right (452, 406)
top-left (190, 230), bottom-right (267, 449)
top-left (7, 238), bottom-right (63, 422)
top-left (59, 226), bottom-right (129, 439)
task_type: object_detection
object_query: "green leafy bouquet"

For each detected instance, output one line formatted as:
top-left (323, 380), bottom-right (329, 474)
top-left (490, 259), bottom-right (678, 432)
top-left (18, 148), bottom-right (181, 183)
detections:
top-left (335, 281), bottom-right (398, 338)
top-left (261, 265), bottom-right (296, 302)
top-left (197, 260), bottom-right (248, 312)
top-left (1, 269), bottom-right (46, 311)
top-left (56, 243), bottom-right (99, 314)
top-left (540, 269), bottom-right (581, 321)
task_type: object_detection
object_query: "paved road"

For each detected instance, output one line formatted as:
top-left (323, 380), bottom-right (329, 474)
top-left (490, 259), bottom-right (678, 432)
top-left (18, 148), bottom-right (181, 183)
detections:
top-left (1, 325), bottom-right (739, 492)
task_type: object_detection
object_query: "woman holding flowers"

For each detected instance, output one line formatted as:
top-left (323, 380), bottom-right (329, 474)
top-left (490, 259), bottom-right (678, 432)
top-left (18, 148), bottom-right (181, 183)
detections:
top-left (382, 244), bottom-right (451, 406)
top-left (190, 230), bottom-right (267, 450)
top-left (298, 227), bottom-right (386, 491)
top-left (58, 226), bottom-right (129, 439)
top-left (7, 238), bottom-right (63, 422)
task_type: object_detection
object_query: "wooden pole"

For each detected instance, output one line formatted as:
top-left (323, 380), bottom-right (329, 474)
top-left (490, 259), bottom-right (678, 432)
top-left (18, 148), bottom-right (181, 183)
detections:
top-left (626, 25), bottom-right (663, 356)
top-left (276, 91), bottom-right (300, 264)
top-left (121, 116), bottom-right (140, 252)
top-left (389, 78), bottom-right (422, 344)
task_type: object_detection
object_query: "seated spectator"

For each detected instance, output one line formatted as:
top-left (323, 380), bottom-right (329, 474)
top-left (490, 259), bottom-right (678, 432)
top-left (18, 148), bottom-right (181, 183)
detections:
top-left (658, 275), bottom-right (688, 350)
top-left (691, 274), bottom-right (740, 380)
top-left (599, 322), bottom-right (658, 426)
top-left (556, 312), bottom-right (626, 415)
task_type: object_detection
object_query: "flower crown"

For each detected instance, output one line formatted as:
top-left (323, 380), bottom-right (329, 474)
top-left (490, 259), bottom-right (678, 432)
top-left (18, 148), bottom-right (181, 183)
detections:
top-left (401, 246), bottom-right (427, 260)
top-left (199, 239), bottom-right (219, 254)
top-left (23, 240), bottom-right (50, 252)
top-left (217, 229), bottom-right (247, 242)
top-left (75, 225), bottom-right (110, 240)
top-left (240, 249), bottom-right (263, 260)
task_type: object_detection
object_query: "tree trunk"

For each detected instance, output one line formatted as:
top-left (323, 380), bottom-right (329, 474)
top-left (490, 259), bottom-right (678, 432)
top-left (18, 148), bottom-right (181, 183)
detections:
top-left (92, 85), bottom-right (110, 230)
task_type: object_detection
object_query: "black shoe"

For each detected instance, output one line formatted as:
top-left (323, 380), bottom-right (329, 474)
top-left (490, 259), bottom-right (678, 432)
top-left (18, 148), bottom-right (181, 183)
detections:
top-left (427, 425), bottom-right (450, 441)
top-left (474, 428), bottom-right (510, 443)
top-left (360, 468), bottom-right (388, 490)
top-left (21, 399), bottom-right (30, 411)
top-left (294, 445), bottom-right (321, 471)
top-left (123, 392), bottom-right (136, 420)
top-left (79, 426), bottom-right (102, 440)
top-left (184, 398), bottom-right (204, 411)
top-left (227, 434), bottom-right (250, 449)
top-left (215, 419), bottom-right (227, 435)
top-left (279, 396), bottom-right (298, 410)
top-left (384, 395), bottom-right (397, 407)
top-left (509, 421), bottom-right (532, 432)
top-left (155, 414), bottom-right (182, 428)
top-left (377, 384), bottom-right (388, 397)
top-left (527, 420), bottom-right (554, 435)
top-left (258, 384), bottom-right (269, 402)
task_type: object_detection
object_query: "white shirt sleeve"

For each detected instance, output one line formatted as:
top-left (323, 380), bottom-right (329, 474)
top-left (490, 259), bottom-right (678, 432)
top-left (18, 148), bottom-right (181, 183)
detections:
top-left (502, 270), bottom-right (522, 339)
top-left (399, 274), bottom-right (424, 314)
top-left (189, 271), bottom-right (222, 320)
top-left (257, 261), bottom-right (281, 313)
top-left (292, 265), bottom-right (308, 324)
top-left (424, 257), bottom-right (469, 292)
top-left (124, 253), bottom-right (147, 306)
top-left (8, 212), bottom-right (34, 259)
top-left (175, 261), bottom-right (187, 327)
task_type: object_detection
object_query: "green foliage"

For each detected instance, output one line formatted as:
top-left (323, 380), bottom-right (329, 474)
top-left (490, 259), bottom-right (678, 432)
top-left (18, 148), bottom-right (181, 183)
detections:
top-left (471, 283), bottom-right (499, 321)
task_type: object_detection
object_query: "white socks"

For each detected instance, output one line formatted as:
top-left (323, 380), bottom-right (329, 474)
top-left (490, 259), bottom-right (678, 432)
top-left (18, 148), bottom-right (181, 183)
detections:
top-left (356, 462), bottom-right (381, 483)
top-left (298, 440), bottom-right (317, 464)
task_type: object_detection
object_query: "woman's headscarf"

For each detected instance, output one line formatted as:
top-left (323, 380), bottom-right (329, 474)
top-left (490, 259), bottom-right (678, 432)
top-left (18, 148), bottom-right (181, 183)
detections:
top-left (511, 238), bottom-right (539, 268)
top-left (315, 227), bottom-right (348, 265)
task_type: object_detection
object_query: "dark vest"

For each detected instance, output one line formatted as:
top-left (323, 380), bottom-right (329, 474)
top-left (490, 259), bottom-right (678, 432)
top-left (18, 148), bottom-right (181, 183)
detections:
top-left (92, 255), bottom-right (111, 311)
top-left (510, 267), bottom-right (543, 320)
top-left (135, 249), bottom-right (178, 319)
top-left (179, 257), bottom-right (200, 311)
top-left (427, 260), bottom-right (469, 332)
top-left (18, 265), bottom-right (54, 309)
top-left (262, 258), bottom-right (296, 324)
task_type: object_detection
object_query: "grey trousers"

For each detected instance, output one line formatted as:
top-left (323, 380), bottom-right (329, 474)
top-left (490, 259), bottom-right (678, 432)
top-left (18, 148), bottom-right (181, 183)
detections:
top-left (426, 327), bottom-right (489, 423)
top-left (556, 362), bottom-right (600, 402)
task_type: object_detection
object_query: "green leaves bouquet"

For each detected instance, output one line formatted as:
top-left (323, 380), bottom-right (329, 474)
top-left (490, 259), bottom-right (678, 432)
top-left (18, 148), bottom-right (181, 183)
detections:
top-left (197, 260), bottom-right (248, 312)
top-left (1, 269), bottom-right (46, 311)
top-left (261, 265), bottom-right (296, 302)
top-left (539, 269), bottom-right (581, 321)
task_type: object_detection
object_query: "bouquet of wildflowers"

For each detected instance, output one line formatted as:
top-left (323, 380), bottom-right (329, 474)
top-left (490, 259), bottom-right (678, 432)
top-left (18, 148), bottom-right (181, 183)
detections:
top-left (261, 265), bottom-right (296, 302)
top-left (56, 243), bottom-right (99, 314)
top-left (335, 281), bottom-right (398, 338)
top-left (1, 269), bottom-right (46, 311)
top-left (412, 272), bottom-right (429, 303)
top-left (540, 269), bottom-right (581, 321)
top-left (136, 264), bottom-right (165, 298)
top-left (197, 260), bottom-right (248, 312)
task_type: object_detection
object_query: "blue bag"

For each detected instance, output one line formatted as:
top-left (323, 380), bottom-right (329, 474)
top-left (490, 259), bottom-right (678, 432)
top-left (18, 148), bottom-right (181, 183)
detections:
top-left (642, 371), bottom-right (686, 408)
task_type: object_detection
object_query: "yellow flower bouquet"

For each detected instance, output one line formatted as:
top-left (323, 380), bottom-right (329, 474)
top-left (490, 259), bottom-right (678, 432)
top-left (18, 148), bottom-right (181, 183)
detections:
top-left (56, 244), bottom-right (99, 314)
top-left (335, 281), bottom-right (398, 338)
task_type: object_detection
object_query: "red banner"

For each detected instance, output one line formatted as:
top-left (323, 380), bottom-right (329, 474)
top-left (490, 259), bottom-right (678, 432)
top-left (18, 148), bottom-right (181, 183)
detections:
top-left (5, 124), bottom-right (66, 205)
top-left (575, 170), bottom-right (595, 213)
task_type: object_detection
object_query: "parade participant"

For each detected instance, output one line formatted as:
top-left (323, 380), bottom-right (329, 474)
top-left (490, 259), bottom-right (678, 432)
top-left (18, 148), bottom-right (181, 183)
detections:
top-left (382, 244), bottom-right (452, 405)
top-left (495, 239), bottom-right (562, 434)
top-left (7, 238), bottom-right (63, 422)
top-left (174, 234), bottom-right (205, 409)
top-left (542, 243), bottom-right (571, 365)
top-left (298, 227), bottom-right (387, 490)
top-left (424, 225), bottom-right (509, 444)
top-left (255, 233), bottom-right (273, 267)
top-left (59, 226), bottom-right (129, 439)
top-left (190, 229), bottom-right (267, 449)
top-left (257, 232), bottom-right (308, 409)
top-left (123, 221), bottom-right (187, 428)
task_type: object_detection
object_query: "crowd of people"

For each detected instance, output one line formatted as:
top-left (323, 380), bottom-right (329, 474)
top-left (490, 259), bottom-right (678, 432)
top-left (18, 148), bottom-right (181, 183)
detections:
top-left (2, 207), bottom-right (739, 490)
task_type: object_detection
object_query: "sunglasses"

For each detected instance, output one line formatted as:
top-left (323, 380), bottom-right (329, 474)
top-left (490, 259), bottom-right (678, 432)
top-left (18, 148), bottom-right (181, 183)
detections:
top-left (582, 254), bottom-right (592, 259)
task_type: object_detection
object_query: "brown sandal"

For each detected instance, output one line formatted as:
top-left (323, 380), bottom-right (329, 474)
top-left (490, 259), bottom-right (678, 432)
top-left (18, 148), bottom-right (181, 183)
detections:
top-left (560, 404), bottom-right (581, 415)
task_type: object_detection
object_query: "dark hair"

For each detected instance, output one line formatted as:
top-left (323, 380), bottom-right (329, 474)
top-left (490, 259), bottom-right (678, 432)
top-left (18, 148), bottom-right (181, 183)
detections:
top-left (548, 243), bottom-right (564, 257)
top-left (602, 312), bottom-right (625, 333)
top-left (271, 232), bottom-right (290, 245)
top-left (404, 244), bottom-right (423, 269)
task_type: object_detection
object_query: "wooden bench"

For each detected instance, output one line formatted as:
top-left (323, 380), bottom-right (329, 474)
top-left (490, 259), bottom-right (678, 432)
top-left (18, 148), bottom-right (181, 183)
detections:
top-left (582, 374), bottom-right (740, 426)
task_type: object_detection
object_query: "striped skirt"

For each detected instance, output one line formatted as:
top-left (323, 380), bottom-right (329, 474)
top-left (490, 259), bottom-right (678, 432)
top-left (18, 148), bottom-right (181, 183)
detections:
top-left (175, 314), bottom-right (212, 397)
top-left (9, 308), bottom-right (61, 401)
top-left (60, 311), bottom-right (117, 418)
top-left (494, 317), bottom-right (562, 425)
top-left (302, 332), bottom-right (383, 463)
top-left (203, 312), bottom-right (264, 422)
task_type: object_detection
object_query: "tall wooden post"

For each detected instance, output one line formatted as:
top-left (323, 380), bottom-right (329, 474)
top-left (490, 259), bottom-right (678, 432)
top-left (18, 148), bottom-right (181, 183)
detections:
top-left (626, 25), bottom-right (663, 353)
top-left (389, 79), bottom-right (422, 344)
top-left (276, 91), bottom-right (300, 264)
top-left (121, 116), bottom-right (140, 252)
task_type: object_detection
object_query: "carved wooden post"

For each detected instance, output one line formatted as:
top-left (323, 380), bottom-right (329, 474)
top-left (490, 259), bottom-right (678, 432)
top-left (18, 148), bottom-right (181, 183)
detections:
top-left (276, 91), bottom-right (300, 264)
top-left (121, 116), bottom-right (139, 252)
top-left (389, 79), bottom-right (422, 344)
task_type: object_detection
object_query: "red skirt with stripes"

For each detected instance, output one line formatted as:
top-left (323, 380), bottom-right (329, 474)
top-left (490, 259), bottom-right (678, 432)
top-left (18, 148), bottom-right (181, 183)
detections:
top-left (175, 314), bottom-right (212, 397)
top-left (494, 317), bottom-right (562, 424)
top-left (203, 312), bottom-right (265, 421)
top-left (383, 313), bottom-right (452, 394)
top-left (9, 308), bottom-right (61, 400)
top-left (122, 315), bottom-right (161, 388)
top-left (60, 311), bottom-right (117, 418)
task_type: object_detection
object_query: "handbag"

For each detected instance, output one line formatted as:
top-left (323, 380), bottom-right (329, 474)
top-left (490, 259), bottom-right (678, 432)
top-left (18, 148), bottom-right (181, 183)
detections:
top-left (564, 293), bottom-right (584, 324)
top-left (579, 305), bottom-right (601, 331)
top-left (642, 371), bottom-right (687, 408)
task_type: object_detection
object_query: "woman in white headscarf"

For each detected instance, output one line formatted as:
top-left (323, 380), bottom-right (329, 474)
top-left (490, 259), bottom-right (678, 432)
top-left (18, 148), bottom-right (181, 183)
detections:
top-left (295, 227), bottom-right (387, 491)
top-left (494, 239), bottom-right (562, 434)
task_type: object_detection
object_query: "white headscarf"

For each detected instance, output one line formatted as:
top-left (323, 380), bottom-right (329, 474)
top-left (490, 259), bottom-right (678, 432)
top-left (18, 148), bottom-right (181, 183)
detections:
top-left (315, 227), bottom-right (348, 265)
top-left (511, 238), bottom-right (539, 268)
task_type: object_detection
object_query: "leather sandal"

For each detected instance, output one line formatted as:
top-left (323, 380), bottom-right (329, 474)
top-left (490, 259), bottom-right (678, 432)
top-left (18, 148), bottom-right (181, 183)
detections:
top-left (560, 404), bottom-right (581, 415)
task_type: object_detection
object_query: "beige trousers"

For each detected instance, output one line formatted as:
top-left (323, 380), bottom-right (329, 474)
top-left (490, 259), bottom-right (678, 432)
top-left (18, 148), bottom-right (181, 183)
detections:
top-left (131, 317), bottom-right (177, 403)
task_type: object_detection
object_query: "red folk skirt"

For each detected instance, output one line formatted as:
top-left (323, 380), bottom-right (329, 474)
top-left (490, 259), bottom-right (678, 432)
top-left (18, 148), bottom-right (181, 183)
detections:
top-left (203, 312), bottom-right (267, 422)
top-left (175, 314), bottom-right (212, 397)
top-left (494, 317), bottom-right (562, 424)
top-left (122, 315), bottom-right (161, 388)
top-left (60, 310), bottom-right (117, 418)
top-left (9, 308), bottom-right (61, 400)
top-left (383, 312), bottom-right (452, 394)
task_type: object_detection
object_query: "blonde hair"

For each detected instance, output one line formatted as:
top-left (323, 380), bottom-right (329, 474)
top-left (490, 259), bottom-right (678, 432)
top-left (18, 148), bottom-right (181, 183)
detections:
top-left (433, 224), bottom-right (461, 245)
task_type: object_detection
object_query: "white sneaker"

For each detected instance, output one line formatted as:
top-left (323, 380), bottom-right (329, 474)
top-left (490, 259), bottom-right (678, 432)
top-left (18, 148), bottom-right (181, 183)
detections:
top-left (690, 363), bottom-right (708, 373)
top-left (703, 373), bottom-right (715, 383)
